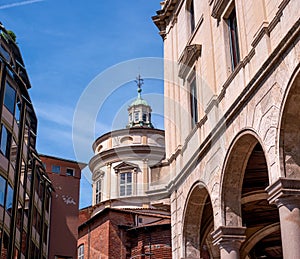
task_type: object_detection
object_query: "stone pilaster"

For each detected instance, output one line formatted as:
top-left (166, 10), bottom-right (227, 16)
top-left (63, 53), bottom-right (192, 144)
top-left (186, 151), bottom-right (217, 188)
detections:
top-left (212, 226), bottom-right (246, 259)
top-left (266, 178), bottom-right (300, 259)
top-left (106, 163), bottom-right (111, 199)
top-left (143, 159), bottom-right (149, 192)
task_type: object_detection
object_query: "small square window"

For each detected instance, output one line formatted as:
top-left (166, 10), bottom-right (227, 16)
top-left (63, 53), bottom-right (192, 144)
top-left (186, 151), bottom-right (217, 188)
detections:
top-left (66, 168), bottom-right (74, 176)
top-left (51, 165), bottom-right (60, 174)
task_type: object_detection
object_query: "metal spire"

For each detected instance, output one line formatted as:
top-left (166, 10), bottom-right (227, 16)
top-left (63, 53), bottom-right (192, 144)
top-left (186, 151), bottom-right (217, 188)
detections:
top-left (135, 74), bottom-right (144, 99)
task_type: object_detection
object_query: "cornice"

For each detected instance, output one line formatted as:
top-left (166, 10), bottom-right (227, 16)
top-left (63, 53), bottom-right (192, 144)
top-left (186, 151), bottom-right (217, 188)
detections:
top-left (92, 128), bottom-right (165, 151)
top-left (89, 145), bottom-right (166, 171)
top-left (152, 0), bottom-right (179, 39)
top-left (178, 44), bottom-right (202, 79)
top-left (211, 0), bottom-right (230, 20)
top-left (113, 161), bottom-right (138, 173)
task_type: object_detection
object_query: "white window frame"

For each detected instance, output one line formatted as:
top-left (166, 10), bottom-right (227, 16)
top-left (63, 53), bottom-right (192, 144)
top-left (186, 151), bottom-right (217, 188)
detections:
top-left (66, 168), bottom-right (75, 176)
top-left (95, 179), bottom-right (102, 204)
top-left (78, 244), bottom-right (84, 259)
top-left (119, 172), bottom-right (132, 197)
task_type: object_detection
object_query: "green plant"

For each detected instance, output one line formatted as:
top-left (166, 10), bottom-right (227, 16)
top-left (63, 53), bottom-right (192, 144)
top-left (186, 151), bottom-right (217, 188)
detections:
top-left (7, 30), bottom-right (16, 42)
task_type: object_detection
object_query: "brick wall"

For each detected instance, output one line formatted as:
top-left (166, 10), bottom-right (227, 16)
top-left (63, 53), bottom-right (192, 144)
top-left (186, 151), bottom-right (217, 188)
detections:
top-left (78, 209), bottom-right (172, 259)
top-left (129, 225), bottom-right (172, 259)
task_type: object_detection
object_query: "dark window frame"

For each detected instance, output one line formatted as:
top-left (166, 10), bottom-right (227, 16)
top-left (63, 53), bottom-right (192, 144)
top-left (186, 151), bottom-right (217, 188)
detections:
top-left (3, 82), bottom-right (16, 115)
top-left (227, 8), bottom-right (240, 70)
top-left (0, 124), bottom-right (12, 159)
top-left (189, 76), bottom-right (198, 128)
top-left (188, 0), bottom-right (195, 34)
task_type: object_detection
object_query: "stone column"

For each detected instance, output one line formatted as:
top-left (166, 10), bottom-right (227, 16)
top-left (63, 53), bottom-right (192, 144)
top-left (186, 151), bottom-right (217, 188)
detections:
top-left (266, 178), bottom-right (300, 259)
top-left (211, 226), bottom-right (246, 259)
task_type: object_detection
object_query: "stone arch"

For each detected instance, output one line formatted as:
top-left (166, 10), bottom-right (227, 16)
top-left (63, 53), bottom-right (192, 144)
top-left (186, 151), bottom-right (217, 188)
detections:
top-left (182, 181), bottom-right (219, 258)
top-left (278, 65), bottom-right (300, 179)
top-left (221, 130), bottom-right (282, 257)
top-left (241, 223), bottom-right (280, 258)
top-left (221, 130), bottom-right (262, 226)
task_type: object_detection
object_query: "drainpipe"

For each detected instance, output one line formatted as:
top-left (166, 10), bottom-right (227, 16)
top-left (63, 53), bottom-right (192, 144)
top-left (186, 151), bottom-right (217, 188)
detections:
top-left (88, 224), bottom-right (91, 259)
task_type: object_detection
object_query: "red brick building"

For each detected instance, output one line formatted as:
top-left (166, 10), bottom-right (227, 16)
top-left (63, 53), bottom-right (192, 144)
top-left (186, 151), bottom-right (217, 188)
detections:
top-left (40, 154), bottom-right (86, 259)
top-left (78, 207), bottom-right (172, 259)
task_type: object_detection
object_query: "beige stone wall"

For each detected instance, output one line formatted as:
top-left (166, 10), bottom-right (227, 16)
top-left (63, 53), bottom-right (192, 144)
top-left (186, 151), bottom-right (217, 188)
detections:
top-left (90, 128), bottom-right (166, 206)
top-left (154, 0), bottom-right (300, 256)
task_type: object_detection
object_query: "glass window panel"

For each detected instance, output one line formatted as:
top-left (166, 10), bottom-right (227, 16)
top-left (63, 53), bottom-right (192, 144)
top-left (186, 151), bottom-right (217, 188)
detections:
top-left (120, 172), bottom-right (132, 196)
top-left (127, 185), bottom-right (132, 196)
top-left (134, 112), bottom-right (139, 121)
top-left (190, 78), bottom-right (198, 128)
top-left (4, 82), bottom-right (16, 114)
top-left (0, 176), bottom-right (6, 206)
top-left (95, 180), bottom-right (101, 203)
top-left (142, 113), bottom-right (147, 122)
top-left (0, 124), bottom-right (11, 158)
top-left (78, 244), bottom-right (84, 259)
top-left (127, 173), bottom-right (132, 183)
top-left (120, 174), bottom-right (125, 184)
top-left (189, 0), bottom-right (195, 33)
top-left (228, 8), bottom-right (240, 70)
top-left (20, 159), bottom-right (26, 185)
top-left (66, 168), bottom-right (74, 176)
top-left (120, 186), bottom-right (125, 196)
top-left (6, 184), bottom-right (13, 214)
top-left (51, 165), bottom-right (60, 174)
top-left (0, 45), bottom-right (10, 61)
top-left (10, 138), bottom-right (17, 169)
top-left (15, 97), bottom-right (21, 123)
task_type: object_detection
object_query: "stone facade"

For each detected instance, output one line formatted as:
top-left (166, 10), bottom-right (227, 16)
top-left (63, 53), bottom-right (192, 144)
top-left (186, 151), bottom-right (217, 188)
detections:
top-left (89, 80), bottom-right (168, 209)
top-left (152, 0), bottom-right (300, 258)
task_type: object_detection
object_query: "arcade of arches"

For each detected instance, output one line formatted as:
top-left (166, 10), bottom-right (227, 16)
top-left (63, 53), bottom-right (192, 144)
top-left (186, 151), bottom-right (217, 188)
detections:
top-left (183, 70), bottom-right (300, 259)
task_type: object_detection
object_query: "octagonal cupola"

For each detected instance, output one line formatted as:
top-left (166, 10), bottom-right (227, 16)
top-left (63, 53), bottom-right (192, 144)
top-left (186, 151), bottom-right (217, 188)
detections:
top-left (127, 75), bottom-right (154, 128)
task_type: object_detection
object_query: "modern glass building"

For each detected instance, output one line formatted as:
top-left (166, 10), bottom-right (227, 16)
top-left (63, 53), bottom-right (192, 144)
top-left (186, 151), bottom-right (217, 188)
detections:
top-left (0, 23), bottom-right (52, 259)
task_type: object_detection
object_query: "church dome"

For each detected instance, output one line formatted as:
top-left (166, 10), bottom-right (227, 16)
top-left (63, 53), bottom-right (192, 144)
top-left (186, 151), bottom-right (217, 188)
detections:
top-left (130, 96), bottom-right (149, 106)
top-left (127, 75), bottom-right (153, 128)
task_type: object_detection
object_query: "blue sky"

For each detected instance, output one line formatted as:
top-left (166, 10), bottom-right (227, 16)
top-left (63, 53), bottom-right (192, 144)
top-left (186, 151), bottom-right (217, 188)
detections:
top-left (0, 0), bottom-right (164, 208)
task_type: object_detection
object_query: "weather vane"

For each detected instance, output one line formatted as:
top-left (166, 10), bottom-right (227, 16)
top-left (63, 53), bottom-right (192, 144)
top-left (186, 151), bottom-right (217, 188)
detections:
top-left (135, 74), bottom-right (144, 97)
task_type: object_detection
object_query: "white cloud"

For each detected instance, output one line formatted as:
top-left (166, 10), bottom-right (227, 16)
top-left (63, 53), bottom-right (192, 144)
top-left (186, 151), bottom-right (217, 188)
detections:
top-left (0, 0), bottom-right (44, 10)
top-left (35, 103), bottom-right (74, 127)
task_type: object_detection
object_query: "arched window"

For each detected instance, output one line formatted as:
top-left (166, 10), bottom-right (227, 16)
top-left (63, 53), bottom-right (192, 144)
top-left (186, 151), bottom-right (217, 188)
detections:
top-left (78, 244), bottom-right (84, 259)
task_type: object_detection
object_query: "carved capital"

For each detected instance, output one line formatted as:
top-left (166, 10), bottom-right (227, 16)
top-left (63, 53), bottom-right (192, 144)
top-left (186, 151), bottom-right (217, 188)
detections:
top-left (211, 226), bottom-right (246, 252)
top-left (266, 178), bottom-right (300, 207)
